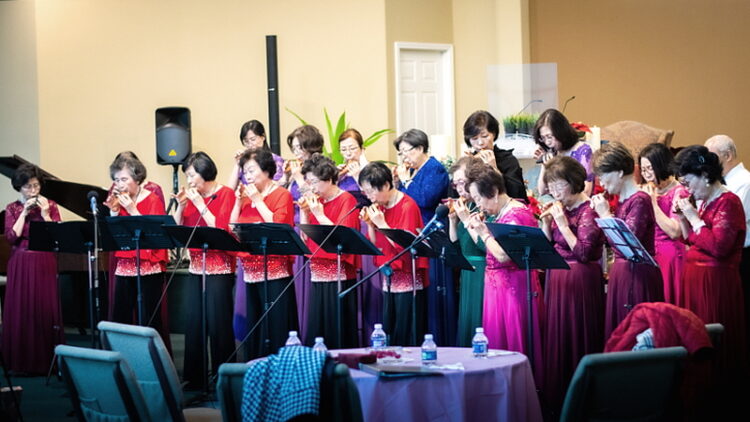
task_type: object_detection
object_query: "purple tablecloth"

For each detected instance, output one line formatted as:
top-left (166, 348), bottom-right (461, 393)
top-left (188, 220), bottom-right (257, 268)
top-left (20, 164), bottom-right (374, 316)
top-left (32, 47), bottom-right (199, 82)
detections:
top-left (333, 347), bottom-right (542, 422)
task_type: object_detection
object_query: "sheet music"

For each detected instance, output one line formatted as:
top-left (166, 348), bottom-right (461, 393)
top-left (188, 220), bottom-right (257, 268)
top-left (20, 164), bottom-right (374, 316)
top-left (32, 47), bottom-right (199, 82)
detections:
top-left (595, 217), bottom-right (658, 267)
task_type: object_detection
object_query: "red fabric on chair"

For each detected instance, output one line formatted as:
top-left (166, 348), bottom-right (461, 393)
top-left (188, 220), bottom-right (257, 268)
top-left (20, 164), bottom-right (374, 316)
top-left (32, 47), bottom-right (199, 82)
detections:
top-left (605, 302), bottom-right (712, 354)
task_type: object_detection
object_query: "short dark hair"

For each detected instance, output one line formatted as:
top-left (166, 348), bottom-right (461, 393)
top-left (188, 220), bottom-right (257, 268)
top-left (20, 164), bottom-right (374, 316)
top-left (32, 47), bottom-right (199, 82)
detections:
top-left (639, 143), bottom-right (675, 184)
top-left (358, 161), bottom-right (393, 191)
top-left (301, 153), bottom-right (338, 184)
top-left (463, 110), bottom-right (499, 147)
top-left (286, 125), bottom-right (324, 155)
top-left (239, 120), bottom-right (268, 148)
top-left (593, 141), bottom-right (635, 176)
top-left (532, 108), bottom-right (579, 151)
top-left (465, 162), bottom-right (506, 198)
top-left (110, 153), bottom-right (147, 183)
top-left (339, 128), bottom-right (364, 148)
top-left (182, 151), bottom-right (217, 182)
top-left (239, 148), bottom-right (277, 178)
top-left (543, 156), bottom-right (587, 194)
top-left (673, 145), bottom-right (724, 185)
top-left (11, 163), bottom-right (44, 192)
top-left (393, 129), bottom-right (429, 153)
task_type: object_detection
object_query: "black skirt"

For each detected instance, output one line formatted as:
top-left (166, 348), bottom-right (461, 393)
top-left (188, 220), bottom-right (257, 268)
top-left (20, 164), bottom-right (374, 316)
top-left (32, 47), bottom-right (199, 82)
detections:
top-left (305, 279), bottom-right (358, 348)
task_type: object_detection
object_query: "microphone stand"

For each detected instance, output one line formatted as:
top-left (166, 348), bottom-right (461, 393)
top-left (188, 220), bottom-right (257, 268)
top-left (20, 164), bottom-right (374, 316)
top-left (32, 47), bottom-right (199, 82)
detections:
top-left (339, 221), bottom-right (444, 343)
top-left (89, 196), bottom-right (101, 348)
top-left (218, 204), bottom-right (362, 373)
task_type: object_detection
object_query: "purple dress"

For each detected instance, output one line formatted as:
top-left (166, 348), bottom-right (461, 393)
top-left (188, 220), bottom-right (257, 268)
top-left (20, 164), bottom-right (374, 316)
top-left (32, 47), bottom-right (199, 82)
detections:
top-left (654, 184), bottom-right (689, 306)
top-left (604, 191), bottom-right (664, 339)
top-left (543, 201), bottom-right (605, 410)
top-left (483, 206), bottom-right (544, 382)
top-left (568, 143), bottom-right (594, 182)
top-left (2, 200), bottom-right (65, 374)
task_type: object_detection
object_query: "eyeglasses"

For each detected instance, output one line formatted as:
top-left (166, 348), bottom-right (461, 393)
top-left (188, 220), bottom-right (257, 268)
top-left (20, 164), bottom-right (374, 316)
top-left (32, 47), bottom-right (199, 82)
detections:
top-left (397, 146), bottom-right (416, 156)
top-left (242, 136), bottom-right (260, 146)
top-left (22, 182), bottom-right (41, 190)
top-left (340, 146), bottom-right (360, 154)
top-left (292, 144), bottom-right (304, 152)
top-left (451, 180), bottom-right (466, 189)
top-left (547, 182), bottom-right (570, 193)
top-left (305, 177), bottom-right (322, 185)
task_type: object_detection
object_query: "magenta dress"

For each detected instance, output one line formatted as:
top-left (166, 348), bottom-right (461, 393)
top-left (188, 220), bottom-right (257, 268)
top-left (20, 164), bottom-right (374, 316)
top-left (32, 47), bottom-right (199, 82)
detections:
top-left (604, 191), bottom-right (664, 340)
top-left (543, 201), bottom-right (605, 410)
top-left (483, 206), bottom-right (544, 381)
top-left (2, 200), bottom-right (65, 374)
top-left (683, 192), bottom-right (747, 372)
top-left (654, 184), bottom-right (689, 306)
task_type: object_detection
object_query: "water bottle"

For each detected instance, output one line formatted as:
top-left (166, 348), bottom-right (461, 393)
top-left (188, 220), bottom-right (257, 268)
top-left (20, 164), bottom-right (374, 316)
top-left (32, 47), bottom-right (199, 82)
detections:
top-left (285, 330), bottom-right (302, 346)
top-left (421, 334), bottom-right (437, 365)
top-left (312, 337), bottom-right (328, 353)
top-left (472, 327), bottom-right (489, 358)
top-left (370, 323), bottom-right (387, 350)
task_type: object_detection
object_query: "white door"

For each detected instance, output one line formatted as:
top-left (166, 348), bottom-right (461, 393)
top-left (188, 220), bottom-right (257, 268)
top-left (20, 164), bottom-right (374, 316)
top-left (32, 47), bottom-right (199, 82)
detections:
top-left (396, 44), bottom-right (455, 160)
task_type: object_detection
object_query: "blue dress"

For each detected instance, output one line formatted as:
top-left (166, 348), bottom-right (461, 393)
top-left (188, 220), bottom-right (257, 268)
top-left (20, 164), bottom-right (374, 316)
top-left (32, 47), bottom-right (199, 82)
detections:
top-left (398, 156), bottom-right (456, 345)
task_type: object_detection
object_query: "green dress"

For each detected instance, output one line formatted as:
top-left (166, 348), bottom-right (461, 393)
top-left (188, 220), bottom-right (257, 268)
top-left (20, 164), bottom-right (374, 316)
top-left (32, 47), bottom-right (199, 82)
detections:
top-left (456, 219), bottom-right (487, 346)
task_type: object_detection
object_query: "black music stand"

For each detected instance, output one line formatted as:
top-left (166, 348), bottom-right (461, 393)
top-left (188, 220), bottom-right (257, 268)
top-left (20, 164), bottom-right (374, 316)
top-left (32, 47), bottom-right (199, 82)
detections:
top-left (163, 225), bottom-right (241, 395)
top-left (486, 223), bottom-right (569, 372)
top-left (378, 228), bottom-right (435, 346)
top-left (30, 221), bottom-right (119, 348)
top-left (299, 224), bottom-right (381, 348)
top-left (105, 215), bottom-right (176, 326)
top-left (231, 223), bottom-right (310, 355)
top-left (595, 217), bottom-right (658, 266)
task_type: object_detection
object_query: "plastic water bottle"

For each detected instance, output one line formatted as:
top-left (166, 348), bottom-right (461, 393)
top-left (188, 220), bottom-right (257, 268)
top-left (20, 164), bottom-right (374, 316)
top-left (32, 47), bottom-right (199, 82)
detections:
top-left (312, 337), bottom-right (328, 353)
top-left (371, 323), bottom-right (387, 350)
top-left (472, 327), bottom-right (489, 358)
top-left (285, 330), bottom-right (302, 346)
top-left (421, 334), bottom-right (437, 365)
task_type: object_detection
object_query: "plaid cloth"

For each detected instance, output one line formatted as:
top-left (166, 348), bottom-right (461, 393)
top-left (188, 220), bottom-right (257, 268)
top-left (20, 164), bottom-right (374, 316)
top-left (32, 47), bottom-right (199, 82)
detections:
top-left (632, 328), bottom-right (655, 351)
top-left (241, 346), bottom-right (327, 422)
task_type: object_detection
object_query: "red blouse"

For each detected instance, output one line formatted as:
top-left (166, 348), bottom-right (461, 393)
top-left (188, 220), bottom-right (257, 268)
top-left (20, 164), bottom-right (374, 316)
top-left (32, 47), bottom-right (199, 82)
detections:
top-left (113, 192), bottom-right (168, 276)
top-left (237, 186), bottom-right (295, 282)
top-left (373, 193), bottom-right (429, 292)
top-left (181, 185), bottom-right (236, 275)
top-left (305, 191), bottom-right (360, 282)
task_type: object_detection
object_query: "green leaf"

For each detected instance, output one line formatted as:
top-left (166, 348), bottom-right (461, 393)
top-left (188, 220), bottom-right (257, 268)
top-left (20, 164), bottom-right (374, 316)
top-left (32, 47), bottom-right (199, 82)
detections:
top-left (363, 128), bottom-right (394, 147)
top-left (285, 107), bottom-right (309, 126)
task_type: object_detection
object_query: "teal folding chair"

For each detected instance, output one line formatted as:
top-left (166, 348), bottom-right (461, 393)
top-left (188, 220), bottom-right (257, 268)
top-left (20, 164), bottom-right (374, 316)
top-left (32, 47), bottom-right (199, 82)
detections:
top-left (560, 346), bottom-right (687, 422)
top-left (217, 359), bottom-right (363, 422)
top-left (216, 363), bottom-right (247, 422)
top-left (56, 344), bottom-right (152, 422)
top-left (98, 321), bottom-right (220, 422)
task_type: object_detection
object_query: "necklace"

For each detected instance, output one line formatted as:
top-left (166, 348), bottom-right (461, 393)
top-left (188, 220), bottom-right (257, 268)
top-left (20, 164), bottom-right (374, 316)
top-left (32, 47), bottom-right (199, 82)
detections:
top-left (495, 197), bottom-right (514, 219)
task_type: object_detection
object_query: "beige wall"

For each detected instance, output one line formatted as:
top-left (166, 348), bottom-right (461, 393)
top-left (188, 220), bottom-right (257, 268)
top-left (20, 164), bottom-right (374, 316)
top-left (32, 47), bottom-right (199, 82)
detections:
top-left (29, 0), bottom-right (389, 219)
top-left (385, 0), bottom-right (454, 161)
top-left (529, 0), bottom-right (750, 163)
top-left (0, 0), bottom-right (40, 206)
top-left (453, 0), bottom-right (529, 145)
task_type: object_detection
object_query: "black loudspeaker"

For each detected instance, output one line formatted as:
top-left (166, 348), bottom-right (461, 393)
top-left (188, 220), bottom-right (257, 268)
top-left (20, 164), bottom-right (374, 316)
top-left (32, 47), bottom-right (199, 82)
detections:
top-left (155, 107), bottom-right (191, 165)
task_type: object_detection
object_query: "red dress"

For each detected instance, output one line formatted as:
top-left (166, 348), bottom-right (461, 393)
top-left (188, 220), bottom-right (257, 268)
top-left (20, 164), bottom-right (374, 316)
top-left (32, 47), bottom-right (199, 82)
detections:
top-left (544, 201), bottom-right (606, 410)
top-left (113, 192), bottom-right (168, 275)
top-left (683, 191), bottom-right (747, 371)
top-left (605, 191), bottom-right (664, 339)
top-left (2, 200), bottom-right (64, 374)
